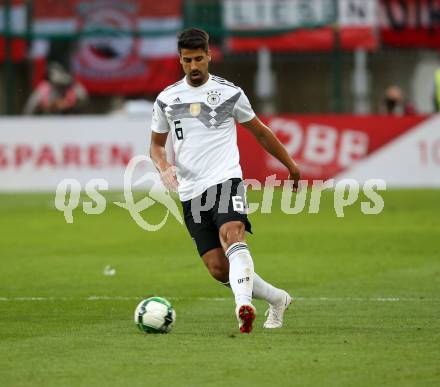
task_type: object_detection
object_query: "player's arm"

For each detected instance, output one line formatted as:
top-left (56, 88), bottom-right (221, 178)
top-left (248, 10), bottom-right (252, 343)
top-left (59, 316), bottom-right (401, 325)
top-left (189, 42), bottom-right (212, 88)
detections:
top-left (150, 131), bottom-right (178, 191)
top-left (150, 131), bottom-right (170, 171)
top-left (241, 116), bottom-right (301, 191)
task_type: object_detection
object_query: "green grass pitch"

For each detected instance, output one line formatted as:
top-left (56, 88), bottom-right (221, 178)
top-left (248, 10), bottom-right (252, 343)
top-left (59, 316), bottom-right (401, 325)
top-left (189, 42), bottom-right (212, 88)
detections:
top-left (0, 189), bottom-right (439, 387)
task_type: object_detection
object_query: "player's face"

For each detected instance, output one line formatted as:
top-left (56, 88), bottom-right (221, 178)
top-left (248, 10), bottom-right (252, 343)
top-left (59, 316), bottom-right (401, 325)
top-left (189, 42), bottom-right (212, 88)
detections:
top-left (179, 48), bottom-right (211, 86)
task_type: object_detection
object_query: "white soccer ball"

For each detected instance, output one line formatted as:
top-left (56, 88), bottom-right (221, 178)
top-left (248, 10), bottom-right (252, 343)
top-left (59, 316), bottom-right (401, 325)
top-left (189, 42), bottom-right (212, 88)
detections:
top-left (134, 297), bottom-right (176, 334)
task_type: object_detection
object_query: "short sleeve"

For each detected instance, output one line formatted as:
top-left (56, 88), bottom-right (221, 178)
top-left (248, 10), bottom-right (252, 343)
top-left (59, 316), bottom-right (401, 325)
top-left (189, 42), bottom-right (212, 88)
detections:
top-left (233, 89), bottom-right (256, 123)
top-left (151, 99), bottom-right (170, 133)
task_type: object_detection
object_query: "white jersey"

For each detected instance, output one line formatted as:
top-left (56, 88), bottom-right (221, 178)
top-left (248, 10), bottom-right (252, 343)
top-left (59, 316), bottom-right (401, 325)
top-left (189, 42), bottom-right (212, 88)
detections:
top-left (151, 74), bottom-right (255, 201)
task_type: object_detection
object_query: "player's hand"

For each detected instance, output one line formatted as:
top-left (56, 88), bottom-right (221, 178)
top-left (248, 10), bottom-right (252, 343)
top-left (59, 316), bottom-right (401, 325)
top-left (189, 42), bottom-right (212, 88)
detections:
top-left (160, 165), bottom-right (178, 192)
top-left (288, 163), bottom-right (301, 193)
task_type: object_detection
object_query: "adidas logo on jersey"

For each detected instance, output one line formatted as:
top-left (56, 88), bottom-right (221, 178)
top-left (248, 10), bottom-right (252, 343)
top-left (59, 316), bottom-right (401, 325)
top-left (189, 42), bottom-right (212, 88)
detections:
top-left (172, 97), bottom-right (182, 104)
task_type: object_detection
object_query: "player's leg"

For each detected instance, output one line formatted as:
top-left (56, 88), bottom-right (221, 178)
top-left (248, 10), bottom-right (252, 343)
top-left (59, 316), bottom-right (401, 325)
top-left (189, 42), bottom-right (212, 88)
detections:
top-left (219, 221), bottom-right (252, 307)
top-left (201, 234), bottom-right (291, 330)
top-left (219, 222), bottom-right (291, 329)
top-left (214, 179), bottom-right (255, 310)
top-left (213, 178), bottom-right (258, 332)
top-left (201, 247), bottom-right (286, 305)
top-left (252, 273), bottom-right (290, 306)
top-left (219, 220), bottom-right (256, 333)
top-left (215, 178), bottom-right (291, 329)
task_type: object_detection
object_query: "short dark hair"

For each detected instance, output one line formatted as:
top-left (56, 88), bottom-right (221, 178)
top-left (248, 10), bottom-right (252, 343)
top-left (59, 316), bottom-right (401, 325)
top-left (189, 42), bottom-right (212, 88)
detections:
top-left (177, 28), bottom-right (209, 53)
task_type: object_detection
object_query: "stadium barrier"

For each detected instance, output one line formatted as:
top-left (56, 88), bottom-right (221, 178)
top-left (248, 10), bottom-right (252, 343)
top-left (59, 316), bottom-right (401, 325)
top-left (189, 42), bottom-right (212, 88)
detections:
top-left (0, 114), bottom-right (439, 191)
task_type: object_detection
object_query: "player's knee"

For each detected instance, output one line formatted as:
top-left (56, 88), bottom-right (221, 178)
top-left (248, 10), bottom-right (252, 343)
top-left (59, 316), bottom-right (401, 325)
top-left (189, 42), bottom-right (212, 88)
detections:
top-left (219, 221), bottom-right (245, 249)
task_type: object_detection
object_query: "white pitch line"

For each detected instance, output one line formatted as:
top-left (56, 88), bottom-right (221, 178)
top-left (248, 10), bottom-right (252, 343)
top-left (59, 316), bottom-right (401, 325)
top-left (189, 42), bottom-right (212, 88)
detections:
top-left (187, 297), bottom-right (437, 302)
top-left (0, 296), bottom-right (437, 302)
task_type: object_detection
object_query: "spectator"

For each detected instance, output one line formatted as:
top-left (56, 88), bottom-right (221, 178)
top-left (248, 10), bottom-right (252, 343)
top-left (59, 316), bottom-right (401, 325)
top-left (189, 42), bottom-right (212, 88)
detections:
top-left (23, 63), bottom-right (88, 115)
top-left (380, 85), bottom-right (415, 116)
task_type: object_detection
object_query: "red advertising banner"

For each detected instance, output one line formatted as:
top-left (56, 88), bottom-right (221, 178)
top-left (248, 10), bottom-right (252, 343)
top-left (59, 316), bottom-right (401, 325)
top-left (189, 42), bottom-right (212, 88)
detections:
top-left (228, 28), bottom-right (377, 53)
top-left (32, 0), bottom-right (182, 95)
top-left (380, 0), bottom-right (440, 48)
top-left (237, 115), bottom-right (428, 182)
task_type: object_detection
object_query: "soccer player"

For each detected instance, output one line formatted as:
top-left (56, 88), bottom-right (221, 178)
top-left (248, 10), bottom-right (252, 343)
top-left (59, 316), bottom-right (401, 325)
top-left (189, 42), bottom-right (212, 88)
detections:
top-left (150, 28), bottom-right (300, 333)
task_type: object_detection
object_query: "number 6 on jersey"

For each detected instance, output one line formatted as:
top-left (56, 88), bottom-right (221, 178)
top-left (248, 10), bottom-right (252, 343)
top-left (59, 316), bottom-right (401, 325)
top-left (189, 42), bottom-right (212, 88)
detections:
top-left (232, 195), bottom-right (245, 212)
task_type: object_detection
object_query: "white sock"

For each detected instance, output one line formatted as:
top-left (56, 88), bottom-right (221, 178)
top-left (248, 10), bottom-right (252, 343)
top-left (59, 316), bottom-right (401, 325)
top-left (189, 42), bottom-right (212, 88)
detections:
top-left (253, 273), bottom-right (284, 305)
top-left (225, 242), bottom-right (254, 307)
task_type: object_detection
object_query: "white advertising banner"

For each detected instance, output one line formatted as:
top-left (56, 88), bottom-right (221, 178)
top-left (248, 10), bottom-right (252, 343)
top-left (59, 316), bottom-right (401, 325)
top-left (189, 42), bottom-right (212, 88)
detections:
top-left (223, 0), bottom-right (335, 30)
top-left (223, 0), bottom-right (378, 29)
top-left (0, 116), bottom-right (157, 191)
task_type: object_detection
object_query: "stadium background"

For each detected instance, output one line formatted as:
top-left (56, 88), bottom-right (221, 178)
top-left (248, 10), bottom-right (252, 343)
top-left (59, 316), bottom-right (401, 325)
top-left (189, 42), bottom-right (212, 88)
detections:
top-left (0, 1), bottom-right (439, 387)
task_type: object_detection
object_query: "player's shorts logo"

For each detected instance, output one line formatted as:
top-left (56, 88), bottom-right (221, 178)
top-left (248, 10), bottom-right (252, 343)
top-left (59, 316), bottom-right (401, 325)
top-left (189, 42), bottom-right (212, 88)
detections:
top-left (207, 91), bottom-right (221, 106)
top-left (190, 103), bottom-right (201, 117)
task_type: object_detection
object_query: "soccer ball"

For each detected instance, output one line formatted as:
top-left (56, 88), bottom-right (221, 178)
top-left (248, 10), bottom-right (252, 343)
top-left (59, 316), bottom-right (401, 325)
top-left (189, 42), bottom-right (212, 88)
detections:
top-left (134, 297), bottom-right (176, 334)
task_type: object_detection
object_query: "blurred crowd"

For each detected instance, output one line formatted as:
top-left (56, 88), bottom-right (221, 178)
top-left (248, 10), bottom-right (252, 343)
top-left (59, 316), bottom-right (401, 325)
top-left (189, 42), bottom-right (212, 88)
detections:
top-left (23, 63), bottom-right (88, 115)
top-left (22, 62), bottom-right (440, 116)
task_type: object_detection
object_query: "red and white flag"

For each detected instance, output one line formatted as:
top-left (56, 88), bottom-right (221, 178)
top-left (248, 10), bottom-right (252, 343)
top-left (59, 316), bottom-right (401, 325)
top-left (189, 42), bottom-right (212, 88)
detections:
top-left (32, 0), bottom-right (182, 95)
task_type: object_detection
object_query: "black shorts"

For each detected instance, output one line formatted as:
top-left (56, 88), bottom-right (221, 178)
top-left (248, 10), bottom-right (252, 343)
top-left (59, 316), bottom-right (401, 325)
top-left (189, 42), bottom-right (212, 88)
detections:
top-left (181, 178), bottom-right (252, 257)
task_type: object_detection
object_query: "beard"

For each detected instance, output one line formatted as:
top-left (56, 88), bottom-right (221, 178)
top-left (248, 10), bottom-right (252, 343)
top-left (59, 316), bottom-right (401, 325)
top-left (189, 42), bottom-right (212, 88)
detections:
top-left (189, 71), bottom-right (204, 86)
